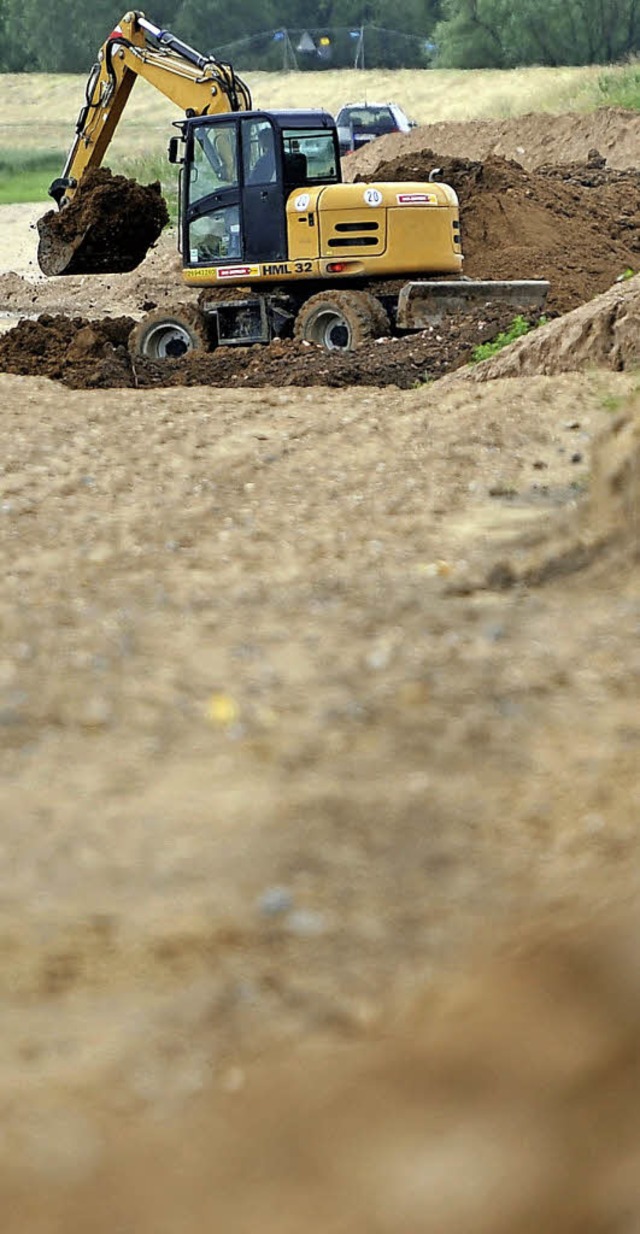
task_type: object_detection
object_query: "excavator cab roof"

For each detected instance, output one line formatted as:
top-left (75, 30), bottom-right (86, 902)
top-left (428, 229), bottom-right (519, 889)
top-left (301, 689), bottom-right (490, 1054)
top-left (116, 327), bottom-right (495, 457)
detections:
top-left (182, 108), bottom-right (337, 133)
top-left (181, 108), bottom-right (342, 195)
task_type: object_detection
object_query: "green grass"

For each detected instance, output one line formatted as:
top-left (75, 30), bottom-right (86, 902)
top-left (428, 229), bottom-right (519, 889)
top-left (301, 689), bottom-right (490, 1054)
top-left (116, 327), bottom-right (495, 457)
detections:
top-left (0, 148), bottom-right (65, 203)
top-left (472, 314), bottom-right (547, 363)
top-left (0, 145), bottom-right (179, 222)
top-left (555, 59), bottom-right (640, 112)
top-left (595, 62), bottom-right (640, 110)
top-left (600, 392), bottom-right (627, 414)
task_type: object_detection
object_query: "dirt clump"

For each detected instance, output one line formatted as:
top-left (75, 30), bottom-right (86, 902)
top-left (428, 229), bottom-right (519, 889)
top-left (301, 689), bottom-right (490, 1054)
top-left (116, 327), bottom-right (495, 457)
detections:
top-left (36, 168), bottom-right (169, 277)
top-left (136, 303), bottom-right (540, 391)
top-left (0, 313), bottom-right (134, 387)
top-left (355, 150), bottom-right (640, 316)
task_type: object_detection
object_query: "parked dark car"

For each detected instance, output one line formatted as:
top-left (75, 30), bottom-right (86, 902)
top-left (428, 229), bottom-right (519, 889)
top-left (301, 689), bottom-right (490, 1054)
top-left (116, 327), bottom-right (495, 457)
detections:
top-left (335, 102), bottom-right (416, 156)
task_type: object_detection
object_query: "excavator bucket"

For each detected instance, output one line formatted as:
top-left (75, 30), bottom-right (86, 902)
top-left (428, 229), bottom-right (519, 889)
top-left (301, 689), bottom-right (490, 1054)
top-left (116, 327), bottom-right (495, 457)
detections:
top-left (396, 279), bottom-right (550, 329)
top-left (37, 169), bottom-right (169, 277)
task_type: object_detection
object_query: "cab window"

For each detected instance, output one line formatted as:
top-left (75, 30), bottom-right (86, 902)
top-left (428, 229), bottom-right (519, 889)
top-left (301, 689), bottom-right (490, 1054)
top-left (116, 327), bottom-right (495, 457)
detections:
top-left (281, 129), bottom-right (338, 183)
top-left (188, 204), bottom-right (241, 263)
top-left (243, 120), bottom-right (277, 185)
top-left (189, 123), bottom-right (238, 204)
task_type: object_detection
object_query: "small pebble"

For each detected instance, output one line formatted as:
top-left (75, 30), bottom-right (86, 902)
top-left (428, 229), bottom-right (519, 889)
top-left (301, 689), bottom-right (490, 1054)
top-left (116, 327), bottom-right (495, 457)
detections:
top-left (257, 886), bottom-right (294, 917)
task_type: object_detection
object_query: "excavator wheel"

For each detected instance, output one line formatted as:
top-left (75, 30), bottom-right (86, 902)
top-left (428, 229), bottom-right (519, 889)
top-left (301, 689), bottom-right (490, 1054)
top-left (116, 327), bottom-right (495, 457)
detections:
top-left (294, 290), bottom-right (390, 352)
top-left (128, 305), bottom-right (211, 361)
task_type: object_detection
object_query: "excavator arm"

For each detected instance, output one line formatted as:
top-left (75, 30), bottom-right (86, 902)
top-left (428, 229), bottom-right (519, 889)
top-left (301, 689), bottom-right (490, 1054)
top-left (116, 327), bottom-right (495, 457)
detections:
top-left (37, 11), bottom-right (251, 275)
top-left (50, 10), bottom-right (252, 207)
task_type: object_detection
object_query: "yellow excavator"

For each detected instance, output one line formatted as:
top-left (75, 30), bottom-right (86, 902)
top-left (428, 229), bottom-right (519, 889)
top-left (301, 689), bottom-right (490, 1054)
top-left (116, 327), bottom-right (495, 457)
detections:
top-left (40, 10), bottom-right (548, 355)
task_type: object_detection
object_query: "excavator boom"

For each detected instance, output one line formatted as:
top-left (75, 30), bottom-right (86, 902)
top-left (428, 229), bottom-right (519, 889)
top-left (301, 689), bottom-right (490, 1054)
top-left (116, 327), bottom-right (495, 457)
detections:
top-left (51, 11), bottom-right (251, 207)
top-left (38, 10), bottom-right (252, 275)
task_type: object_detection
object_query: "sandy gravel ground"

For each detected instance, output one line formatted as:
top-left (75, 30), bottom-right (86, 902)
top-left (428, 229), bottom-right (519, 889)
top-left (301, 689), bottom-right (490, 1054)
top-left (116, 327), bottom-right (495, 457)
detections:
top-left (0, 202), bottom-right (45, 279)
top-left (1, 113), bottom-right (640, 1229)
top-left (1, 361), bottom-right (640, 1228)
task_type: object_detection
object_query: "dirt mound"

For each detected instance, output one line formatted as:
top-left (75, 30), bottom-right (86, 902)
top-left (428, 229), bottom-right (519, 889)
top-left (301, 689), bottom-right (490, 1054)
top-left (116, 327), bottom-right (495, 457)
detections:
top-left (356, 150), bottom-right (640, 315)
top-left (589, 399), bottom-right (640, 549)
top-left (345, 106), bottom-right (640, 175)
top-left (9, 916), bottom-right (640, 1234)
top-left (36, 168), bottom-right (169, 277)
top-left (445, 272), bottom-right (640, 383)
top-left (0, 303), bottom-right (538, 390)
top-left (0, 313), bottom-right (135, 387)
top-left (460, 387), bottom-right (640, 594)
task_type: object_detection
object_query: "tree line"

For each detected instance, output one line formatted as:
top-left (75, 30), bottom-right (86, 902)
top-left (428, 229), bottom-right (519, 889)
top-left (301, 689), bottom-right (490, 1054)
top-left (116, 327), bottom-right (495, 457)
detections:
top-left (434, 0), bottom-right (640, 68)
top-left (0, 0), bottom-right (637, 72)
top-left (0, 0), bottom-right (440, 71)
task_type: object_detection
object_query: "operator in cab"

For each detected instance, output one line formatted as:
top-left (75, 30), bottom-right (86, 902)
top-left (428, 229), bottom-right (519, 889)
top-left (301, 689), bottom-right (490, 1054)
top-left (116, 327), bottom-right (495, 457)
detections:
top-left (247, 123), bottom-right (276, 184)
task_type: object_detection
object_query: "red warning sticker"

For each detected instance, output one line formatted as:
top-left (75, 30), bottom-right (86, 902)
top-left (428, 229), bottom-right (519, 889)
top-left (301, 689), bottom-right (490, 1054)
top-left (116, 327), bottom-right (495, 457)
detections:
top-left (396, 193), bottom-right (437, 205)
top-left (217, 265), bottom-right (259, 279)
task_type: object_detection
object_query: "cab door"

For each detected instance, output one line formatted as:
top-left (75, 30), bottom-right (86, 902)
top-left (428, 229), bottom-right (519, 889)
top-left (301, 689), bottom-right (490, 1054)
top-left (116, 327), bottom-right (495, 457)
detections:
top-left (185, 119), bottom-right (242, 266)
top-left (240, 117), bottom-right (287, 263)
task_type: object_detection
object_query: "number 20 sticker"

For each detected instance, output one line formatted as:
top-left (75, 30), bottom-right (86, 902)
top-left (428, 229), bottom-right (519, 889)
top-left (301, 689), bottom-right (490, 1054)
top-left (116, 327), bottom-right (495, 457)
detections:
top-left (363, 188), bottom-right (383, 207)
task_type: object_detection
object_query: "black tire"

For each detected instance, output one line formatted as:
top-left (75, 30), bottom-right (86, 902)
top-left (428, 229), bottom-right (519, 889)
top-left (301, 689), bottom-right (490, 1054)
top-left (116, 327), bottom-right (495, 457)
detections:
top-left (128, 305), bottom-right (210, 360)
top-left (294, 290), bottom-right (390, 352)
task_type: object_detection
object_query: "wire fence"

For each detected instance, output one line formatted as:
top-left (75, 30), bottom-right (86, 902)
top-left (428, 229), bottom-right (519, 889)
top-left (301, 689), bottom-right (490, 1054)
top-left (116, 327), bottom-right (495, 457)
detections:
top-left (210, 25), bottom-right (437, 71)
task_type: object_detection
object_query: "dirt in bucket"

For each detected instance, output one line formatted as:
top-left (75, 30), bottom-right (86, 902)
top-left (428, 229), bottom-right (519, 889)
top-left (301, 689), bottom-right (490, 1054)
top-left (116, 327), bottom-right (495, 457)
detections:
top-left (36, 168), bottom-right (169, 277)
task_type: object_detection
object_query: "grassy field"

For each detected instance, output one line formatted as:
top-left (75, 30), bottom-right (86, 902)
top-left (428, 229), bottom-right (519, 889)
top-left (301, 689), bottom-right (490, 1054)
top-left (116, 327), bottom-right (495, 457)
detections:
top-left (0, 149), bottom-right (65, 204)
top-left (0, 61), bottom-right (638, 202)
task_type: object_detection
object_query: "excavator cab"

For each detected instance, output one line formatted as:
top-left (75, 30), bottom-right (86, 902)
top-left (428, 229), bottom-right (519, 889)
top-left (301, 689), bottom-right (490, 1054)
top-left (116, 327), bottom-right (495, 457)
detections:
top-left (174, 110), bottom-right (340, 273)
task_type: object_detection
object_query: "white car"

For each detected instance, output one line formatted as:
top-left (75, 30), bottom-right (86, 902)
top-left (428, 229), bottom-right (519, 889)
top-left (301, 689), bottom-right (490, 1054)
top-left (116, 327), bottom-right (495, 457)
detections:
top-left (335, 102), bottom-right (416, 156)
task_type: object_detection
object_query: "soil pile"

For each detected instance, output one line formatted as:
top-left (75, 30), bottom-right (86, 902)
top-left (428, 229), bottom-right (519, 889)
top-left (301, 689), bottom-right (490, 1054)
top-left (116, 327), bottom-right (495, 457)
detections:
top-left (36, 168), bottom-right (169, 277)
top-left (590, 400), bottom-right (640, 549)
top-left (0, 303), bottom-right (538, 390)
top-left (9, 915), bottom-right (640, 1233)
top-left (0, 237), bottom-right (184, 317)
top-left (446, 273), bottom-right (640, 383)
top-left (0, 313), bottom-right (135, 388)
top-left (356, 150), bottom-right (640, 315)
top-left (345, 106), bottom-right (640, 175)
